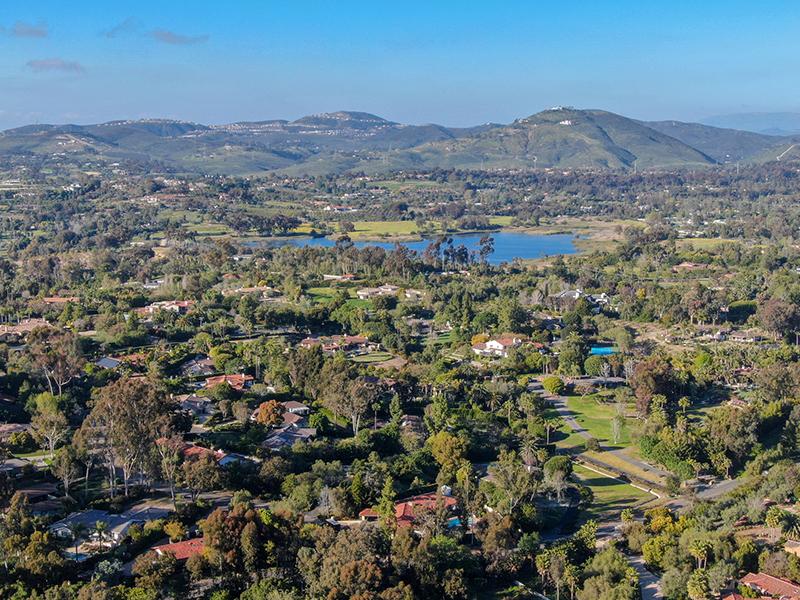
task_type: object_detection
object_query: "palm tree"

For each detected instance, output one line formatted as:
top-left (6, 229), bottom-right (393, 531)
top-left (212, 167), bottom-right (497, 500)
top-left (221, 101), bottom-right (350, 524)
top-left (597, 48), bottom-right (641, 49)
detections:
top-left (544, 417), bottom-right (562, 445)
top-left (689, 539), bottom-right (712, 569)
top-left (68, 521), bottom-right (89, 559)
top-left (93, 520), bottom-right (110, 548)
top-left (766, 506), bottom-right (785, 542)
top-left (679, 396), bottom-right (691, 414)
top-left (519, 438), bottom-right (537, 466)
top-left (564, 564), bottom-right (579, 600)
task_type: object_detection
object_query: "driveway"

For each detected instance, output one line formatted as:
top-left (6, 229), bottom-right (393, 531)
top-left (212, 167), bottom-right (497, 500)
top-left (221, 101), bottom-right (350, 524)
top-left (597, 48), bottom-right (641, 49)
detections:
top-left (627, 555), bottom-right (662, 600)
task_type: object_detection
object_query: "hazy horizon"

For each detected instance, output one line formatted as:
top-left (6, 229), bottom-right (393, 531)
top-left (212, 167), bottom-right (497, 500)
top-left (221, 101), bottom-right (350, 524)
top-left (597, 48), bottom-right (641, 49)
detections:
top-left (2, 1), bottom-right (798, 132)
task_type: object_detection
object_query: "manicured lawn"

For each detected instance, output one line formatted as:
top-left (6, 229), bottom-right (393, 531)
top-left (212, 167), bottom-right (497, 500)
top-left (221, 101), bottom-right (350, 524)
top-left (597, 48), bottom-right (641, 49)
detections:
top-left (572, 464), bottom-right (653, 522)
top-left (566, 393), bottom-right (634, 448)
top-left (427, 329), bottom-right (456, 346)
top-left (350, 351), bottom-right (394, 363)
top-left (306, 287), bottom-right (372, 308)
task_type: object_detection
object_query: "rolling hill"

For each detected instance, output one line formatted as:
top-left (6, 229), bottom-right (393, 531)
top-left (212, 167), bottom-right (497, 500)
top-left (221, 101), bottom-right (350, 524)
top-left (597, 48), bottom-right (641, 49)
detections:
top-left (1, 108), bottom-right (794, 177)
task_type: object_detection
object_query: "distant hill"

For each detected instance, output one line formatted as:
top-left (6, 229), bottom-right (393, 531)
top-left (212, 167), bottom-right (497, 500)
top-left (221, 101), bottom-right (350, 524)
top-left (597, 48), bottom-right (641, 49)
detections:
top-left (1, 108), bottom-right (789, 176)
top-left (369, 108), bottom-right (717, 173)
top-left (702, 112), bottom-right (800, 136)
top-left (642, 120), bottom-right (785, 163)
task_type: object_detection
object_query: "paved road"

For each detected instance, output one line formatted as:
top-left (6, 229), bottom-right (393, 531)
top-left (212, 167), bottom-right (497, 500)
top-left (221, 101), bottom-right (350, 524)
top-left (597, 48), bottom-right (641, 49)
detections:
top-left (545, 393), bottom-right (671, 483)
top-left (627, 555), bottom-right (663, 600)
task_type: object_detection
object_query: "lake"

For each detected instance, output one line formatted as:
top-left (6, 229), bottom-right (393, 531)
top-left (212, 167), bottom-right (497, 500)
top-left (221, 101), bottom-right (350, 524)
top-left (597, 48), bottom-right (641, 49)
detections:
top-left (252, 231), bottom-right (579, 264)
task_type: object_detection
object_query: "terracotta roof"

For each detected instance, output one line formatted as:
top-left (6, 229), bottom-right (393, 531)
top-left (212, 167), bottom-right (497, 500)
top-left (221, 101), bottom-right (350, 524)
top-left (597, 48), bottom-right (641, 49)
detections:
top-left (153, 538), bottom-right (205, 560)
top-left (394, 492), bottom-right (458, 527)
top-left (741, 573), bottom-right (800, 598)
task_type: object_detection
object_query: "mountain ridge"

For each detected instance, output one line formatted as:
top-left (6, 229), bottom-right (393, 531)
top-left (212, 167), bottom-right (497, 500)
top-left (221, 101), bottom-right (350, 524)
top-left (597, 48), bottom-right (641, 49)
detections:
top-left (1, 109), bottom-right (796, 176)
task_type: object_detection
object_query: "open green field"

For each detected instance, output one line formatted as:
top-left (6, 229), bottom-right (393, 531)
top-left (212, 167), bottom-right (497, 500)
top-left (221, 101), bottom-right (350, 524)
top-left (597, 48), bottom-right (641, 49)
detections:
top-left (350, 351), bottom-right (394, 363)
top-left (572, 464), bottom-right (653, 522)
top-left (566, 393), bottom-right (634, 448)
top-left (366, 180), bottom-right (449, 191)
top-left (335, 220), bottom-right (424, 237)
top-left (306, 287), bottom-right (372, 308)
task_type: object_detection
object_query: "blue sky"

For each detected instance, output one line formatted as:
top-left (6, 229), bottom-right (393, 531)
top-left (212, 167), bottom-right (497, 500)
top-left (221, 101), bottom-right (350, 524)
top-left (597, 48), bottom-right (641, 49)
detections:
top-left (1, 1), bottom-right (797, 131)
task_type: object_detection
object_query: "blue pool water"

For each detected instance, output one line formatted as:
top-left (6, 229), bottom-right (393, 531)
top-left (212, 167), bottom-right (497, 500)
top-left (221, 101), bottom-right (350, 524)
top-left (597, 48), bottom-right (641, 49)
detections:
top-left (589, 347), bottom-right (615, 355)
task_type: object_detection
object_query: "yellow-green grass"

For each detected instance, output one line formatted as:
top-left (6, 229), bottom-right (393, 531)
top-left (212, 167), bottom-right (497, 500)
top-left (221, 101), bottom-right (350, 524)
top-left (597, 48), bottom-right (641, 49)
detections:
top-left (488, 216), bottom-right (513, 227)
top-left (572, 464), bottom-right (653, 522)
top-left (566, 394), bottom-right (634, 448)
top-left (366, 180), bottom-right (449, 191)
top-left (331, 220), bottom-right (422, 237)
top-left (581, 450), bottom-right (667, 487)
top-left (676, 237), bottom-right (738, 250)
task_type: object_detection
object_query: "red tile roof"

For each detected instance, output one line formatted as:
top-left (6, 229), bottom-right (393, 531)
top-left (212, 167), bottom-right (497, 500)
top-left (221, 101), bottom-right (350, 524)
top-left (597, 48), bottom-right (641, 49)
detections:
top-left (741, 573), bottom-right (800, 598)
top-left (394, 492), bottom-right (457, 527)
top-left (153, 538), bottom-right (205, 560)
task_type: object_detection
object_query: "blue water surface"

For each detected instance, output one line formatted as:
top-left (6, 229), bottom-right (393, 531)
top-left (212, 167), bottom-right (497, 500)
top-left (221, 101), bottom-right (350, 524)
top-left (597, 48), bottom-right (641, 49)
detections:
top-left (252, 231), bottom-right (579, 264)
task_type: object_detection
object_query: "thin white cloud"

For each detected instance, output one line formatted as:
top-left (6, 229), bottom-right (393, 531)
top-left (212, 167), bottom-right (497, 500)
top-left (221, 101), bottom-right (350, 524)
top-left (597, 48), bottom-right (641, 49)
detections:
top-left (12, 20), bottom-right (48, 38)
top-left (26, 59), bottom-right (85, 73)
top-left (103, 17), bottom-right (138, 38)
top-left (148, 28), bottom-right (209, 45)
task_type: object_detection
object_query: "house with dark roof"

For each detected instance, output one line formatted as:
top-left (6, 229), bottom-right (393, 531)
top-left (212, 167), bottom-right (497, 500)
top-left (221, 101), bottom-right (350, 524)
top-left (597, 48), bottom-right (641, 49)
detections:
top-left (262, 423), bottom-right (317, 451)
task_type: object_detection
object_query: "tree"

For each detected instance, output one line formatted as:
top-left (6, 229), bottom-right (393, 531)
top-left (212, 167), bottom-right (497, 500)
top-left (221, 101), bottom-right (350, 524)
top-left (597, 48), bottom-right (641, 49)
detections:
top-left (757, 296), bottom-right (800, 340)
top-left (27, 327), bottom-right (85, 396)
top-left (183, 452), bottom-right (222, 501)
top-left (687, 569), bottom-right (711, 600)
top-left (132, 550), bottom-right (179, 591)
top-left (68, 521), bottom-right (89, 559)
top-left (50, 446), bottom-right (79, 499)
top-left (256, 400), bottom-right (285, 427)
top-left (488, 450), bottom-right (534, 515)
top-left (30, 395), bottom-right (69, 459)
top-left (87, 377), bottom-right (177, 496)
top-left (341, 378), bottom-right (374, 436)
top-left (232, 401), bottom-right (253, 424)
top-left (542, 376), bottom-right (565, 395)
top-left (543, 417), bottom-right (563, 445)
top-left (155, 437), bottom-right (184, 509)
top-left (766, 505), bottom-right (784, 541)
top-left (93, 521), bottom-right (110, 548)
top-left (164, 521), bottom-right (187, 543)
top-left (690, 539), bottom-right (712, 570)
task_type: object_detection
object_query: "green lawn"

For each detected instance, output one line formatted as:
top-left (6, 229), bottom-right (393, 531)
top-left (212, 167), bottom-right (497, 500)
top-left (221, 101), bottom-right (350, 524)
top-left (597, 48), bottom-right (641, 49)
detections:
top-left (338, 221), bottom-right (421, 237)
top-left (566, 393), bottom-right (633, 448)
top-left (572, 464), bottom-right (653, 522)
top-left (350, 351), bottom-right (394, 363)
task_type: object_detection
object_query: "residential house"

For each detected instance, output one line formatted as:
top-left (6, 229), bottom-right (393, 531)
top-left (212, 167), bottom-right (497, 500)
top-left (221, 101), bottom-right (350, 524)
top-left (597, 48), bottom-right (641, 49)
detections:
top-left (394, 490), bottom-right (458, 528)
top-left (204, 373), bottom-right (254, 392)
top-left (472, 337), bottom-right (522, 359)
top-left (180, 356), bottom-right (216, 377)
top-left (356, 284), bottom-right (401, 300)
top-left (283, 401), bottom-right (310, 415)
top-left (153, 538), bottom-right (206, 562)
top-left (175, 394), bottom-right (215, 416)
top-left (17, 482), bottom-right (59, 504)
top-left (262, 423), bottom-right (317, 451)
top-left (93, 357), bottom-right (121, 370)
top-left (740, 573), bottom-right (800, 600)
top-left (42, 296), bottom-right (79, 305)
top-left (730, 331), bottom-right (763, 343)
top-left (0, 457), bottom-right (34, 477)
